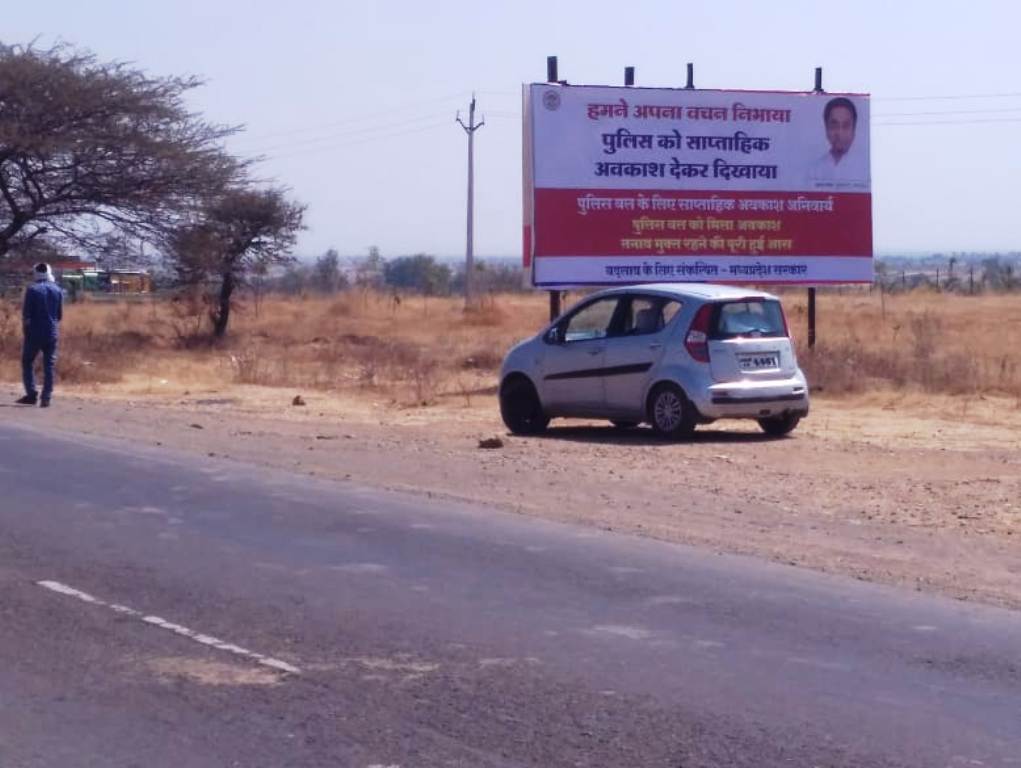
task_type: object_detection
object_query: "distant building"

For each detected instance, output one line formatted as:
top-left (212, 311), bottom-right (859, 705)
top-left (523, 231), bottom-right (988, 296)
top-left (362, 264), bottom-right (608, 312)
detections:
top-left (0, 259), bottom-right (152, 296)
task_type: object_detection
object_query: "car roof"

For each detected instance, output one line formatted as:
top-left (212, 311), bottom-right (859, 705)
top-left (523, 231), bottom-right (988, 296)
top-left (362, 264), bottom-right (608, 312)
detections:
top-left (592, 282), bottom-right (778, 302)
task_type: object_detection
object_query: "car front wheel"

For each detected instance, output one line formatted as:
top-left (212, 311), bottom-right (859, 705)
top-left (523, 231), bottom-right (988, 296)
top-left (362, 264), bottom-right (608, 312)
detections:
top-left (757, 413), bottom-right (801, 437)
top-left (500, 378), bottom-right (550, 435)
top-left (647, 383), bottom-right (696, 440)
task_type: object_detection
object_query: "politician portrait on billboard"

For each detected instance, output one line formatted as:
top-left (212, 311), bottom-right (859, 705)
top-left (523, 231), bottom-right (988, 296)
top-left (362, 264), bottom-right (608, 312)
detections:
top-left (806, 96), bottom-right (869, 190)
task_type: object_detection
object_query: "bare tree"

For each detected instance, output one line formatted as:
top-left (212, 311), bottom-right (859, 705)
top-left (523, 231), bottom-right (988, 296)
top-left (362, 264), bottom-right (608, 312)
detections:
top-left (0, 42), bottom-right (244, 258)
top-left (170, 187), bottom-right (305, 337)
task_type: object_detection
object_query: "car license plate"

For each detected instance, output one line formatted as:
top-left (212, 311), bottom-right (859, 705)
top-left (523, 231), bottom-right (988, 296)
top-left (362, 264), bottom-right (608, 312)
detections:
top-left (738, 352), bottom-right (779, 371)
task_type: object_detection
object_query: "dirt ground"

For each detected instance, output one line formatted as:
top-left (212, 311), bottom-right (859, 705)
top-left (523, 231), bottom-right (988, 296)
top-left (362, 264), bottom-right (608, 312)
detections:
top-left (4, 380), bottom-right (1020, 611)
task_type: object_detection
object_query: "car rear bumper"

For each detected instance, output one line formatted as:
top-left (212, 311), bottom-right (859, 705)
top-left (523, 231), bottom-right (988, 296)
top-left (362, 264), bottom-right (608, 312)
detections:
top-left (695, 379), bottom-right (810, 420)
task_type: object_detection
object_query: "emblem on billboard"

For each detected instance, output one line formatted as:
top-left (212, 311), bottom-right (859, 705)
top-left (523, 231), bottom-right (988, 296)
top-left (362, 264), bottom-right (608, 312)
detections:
top-left (542, 90), bottom-right (561, 111)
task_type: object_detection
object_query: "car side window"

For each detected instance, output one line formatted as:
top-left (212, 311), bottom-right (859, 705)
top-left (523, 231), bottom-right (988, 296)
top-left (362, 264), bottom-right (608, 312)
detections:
top-left (661, 300), bottom-right (682, 327)
top-left (562, 297), bottom-right (620, 343)
top-left (622, 296), bottom-right (665, 336)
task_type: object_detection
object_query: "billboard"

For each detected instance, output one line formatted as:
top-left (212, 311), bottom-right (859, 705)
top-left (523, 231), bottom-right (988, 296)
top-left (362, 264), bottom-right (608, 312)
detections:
top-left (522, 83), bottom-right (872, 286)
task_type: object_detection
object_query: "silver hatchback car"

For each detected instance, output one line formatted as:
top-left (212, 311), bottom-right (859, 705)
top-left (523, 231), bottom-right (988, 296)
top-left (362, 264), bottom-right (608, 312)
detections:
top-left (499, 283), bottom-right (809, 439)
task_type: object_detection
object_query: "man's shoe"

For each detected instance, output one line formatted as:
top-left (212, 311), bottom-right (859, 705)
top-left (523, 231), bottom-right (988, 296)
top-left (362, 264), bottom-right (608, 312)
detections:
top-left (40, 399), bottom-right (51, 408)
top-left (15, 395), bottom-right (37, 405)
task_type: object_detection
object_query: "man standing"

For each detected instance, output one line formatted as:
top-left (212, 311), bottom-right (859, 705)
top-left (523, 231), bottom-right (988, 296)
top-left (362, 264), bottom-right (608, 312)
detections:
top-left (17, 262), bottom-right (63, 408)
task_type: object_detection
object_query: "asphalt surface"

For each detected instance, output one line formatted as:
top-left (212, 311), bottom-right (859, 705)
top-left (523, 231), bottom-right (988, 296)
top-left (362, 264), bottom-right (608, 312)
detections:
top-left (0, 421), bottom-right (1019, 767)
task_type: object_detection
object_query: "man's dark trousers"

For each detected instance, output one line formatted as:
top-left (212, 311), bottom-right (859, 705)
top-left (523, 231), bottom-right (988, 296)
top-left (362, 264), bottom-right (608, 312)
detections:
top-left (22, 337), bottom-right (58, 402)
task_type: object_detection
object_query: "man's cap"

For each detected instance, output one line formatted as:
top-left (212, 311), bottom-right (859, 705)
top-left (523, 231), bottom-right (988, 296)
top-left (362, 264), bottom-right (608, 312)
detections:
top-left (33, 262), bottom-right (52, 274)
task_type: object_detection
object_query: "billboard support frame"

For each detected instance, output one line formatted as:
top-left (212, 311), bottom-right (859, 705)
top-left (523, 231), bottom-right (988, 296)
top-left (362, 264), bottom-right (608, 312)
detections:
top-left (808, 66), bottom-right (824, 349)
top-left (546, 55), bottom-right (562, 321)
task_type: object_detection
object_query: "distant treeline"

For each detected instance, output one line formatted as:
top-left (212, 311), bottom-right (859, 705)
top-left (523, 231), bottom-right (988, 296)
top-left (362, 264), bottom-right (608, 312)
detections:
top-left (255, 248), bottom-right (528, 296)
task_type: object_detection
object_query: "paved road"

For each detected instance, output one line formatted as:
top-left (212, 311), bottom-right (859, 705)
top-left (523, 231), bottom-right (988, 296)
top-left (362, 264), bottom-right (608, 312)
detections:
top-left (0, 422), bottom-right (1019, 767)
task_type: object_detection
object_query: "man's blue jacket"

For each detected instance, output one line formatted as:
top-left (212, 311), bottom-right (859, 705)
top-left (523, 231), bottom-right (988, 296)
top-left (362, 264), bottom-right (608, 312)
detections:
top-left (23, 280), bottom-right (63, 343)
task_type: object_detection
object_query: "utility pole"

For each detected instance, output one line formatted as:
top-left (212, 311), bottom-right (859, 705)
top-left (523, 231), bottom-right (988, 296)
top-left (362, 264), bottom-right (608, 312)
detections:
top-left (457, 94), bottom-right (484, 307)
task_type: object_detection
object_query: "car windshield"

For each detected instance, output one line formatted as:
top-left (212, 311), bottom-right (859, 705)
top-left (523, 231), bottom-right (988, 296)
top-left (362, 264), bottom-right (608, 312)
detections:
top-left (712, 300), bottom-right (786, 339)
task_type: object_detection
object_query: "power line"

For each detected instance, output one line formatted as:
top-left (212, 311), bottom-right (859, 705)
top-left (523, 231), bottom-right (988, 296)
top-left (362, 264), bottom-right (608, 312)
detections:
top-left (257, 120), bottom-right (450, 161)
top-left (874, 116), bottom-right (1021, 126)
top-left (474, 89), bottom-right (519, 98)
top-left (874, 106), bottom-right (1021, 118)
top-left (872, 91), bottom-right (1021, 102)
top-left (229, 91), bottom-right (472, 145)
top-left (235, 113), bottom-right (451, 155)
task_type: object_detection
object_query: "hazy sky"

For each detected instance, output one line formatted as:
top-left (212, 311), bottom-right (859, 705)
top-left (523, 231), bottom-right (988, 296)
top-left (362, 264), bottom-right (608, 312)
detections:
top-left (7, 1), bottom-right (1021, 259)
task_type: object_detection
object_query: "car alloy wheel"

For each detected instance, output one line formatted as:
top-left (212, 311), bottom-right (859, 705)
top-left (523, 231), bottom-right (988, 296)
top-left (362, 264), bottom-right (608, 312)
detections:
top-left (648, 383), bottom-right (696, 439)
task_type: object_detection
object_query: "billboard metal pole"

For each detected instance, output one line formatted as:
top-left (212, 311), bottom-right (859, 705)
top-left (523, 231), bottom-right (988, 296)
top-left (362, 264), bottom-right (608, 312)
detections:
top-left (547, 55), bottom-right (562, 321)
top-left (807, 66), bottom-right (824, 349)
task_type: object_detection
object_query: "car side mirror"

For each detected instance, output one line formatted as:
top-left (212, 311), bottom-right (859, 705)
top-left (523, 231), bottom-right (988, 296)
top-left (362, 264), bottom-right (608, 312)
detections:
top-left (544, 326), bottom-right (564, 345)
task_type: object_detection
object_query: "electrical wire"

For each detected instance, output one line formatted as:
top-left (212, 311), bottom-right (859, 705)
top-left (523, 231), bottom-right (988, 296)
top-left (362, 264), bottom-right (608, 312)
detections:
top-left (872, 91), bottom-right (1021, 102)
top-left (874, 106), bottom-right (1021, 118)
top-left (235, 113), bottom-right (453, 155)
top-left (258, 119), bottom-right (452, 161)
top-left (229, 91), bottom-right (472, 145)
top-left (874, 116), bottom-right (1021, 126)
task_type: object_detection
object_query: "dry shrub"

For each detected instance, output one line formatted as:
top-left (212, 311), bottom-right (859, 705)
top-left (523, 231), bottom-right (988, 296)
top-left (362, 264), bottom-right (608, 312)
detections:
top-left (168, 290), bottom-right (214, 349)
top-left (792, 289), bottom-right (1020, 397)
top-left (462, 295), bottom-right (507, 327)
top-left (460, 347), bottom-right (503, 370)
top-left (329, 295), bottom-right (356, 317)
top-left (800, 343), bottom-right (979, 395)
top-left (228, 348), bottom-right (265, 385)
top-left (0, 299), bottom-right (19, 355)
top-left (56, 348), bottom-right (126, 384)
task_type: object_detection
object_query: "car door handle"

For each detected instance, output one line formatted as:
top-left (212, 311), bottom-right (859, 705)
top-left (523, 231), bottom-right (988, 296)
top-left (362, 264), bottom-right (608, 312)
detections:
top-left (648, 343), bottom-right (663, 350)
top-left (587, 346), bottom-right (604, 355)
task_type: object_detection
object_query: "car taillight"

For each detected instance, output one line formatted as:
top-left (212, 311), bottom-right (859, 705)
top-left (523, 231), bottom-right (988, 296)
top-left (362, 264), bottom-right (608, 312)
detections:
top-left (685, 304), bottom-right (714, 363)
top-left (779, 303), bottom-right (791, 339)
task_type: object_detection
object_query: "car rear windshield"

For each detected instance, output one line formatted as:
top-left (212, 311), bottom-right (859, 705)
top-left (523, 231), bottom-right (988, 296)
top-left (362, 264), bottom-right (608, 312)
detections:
top-left (711, 299), bottom-right (787, 339)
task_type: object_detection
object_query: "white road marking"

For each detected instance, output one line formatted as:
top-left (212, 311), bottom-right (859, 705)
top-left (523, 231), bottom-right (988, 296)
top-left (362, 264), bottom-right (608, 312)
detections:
top-left (36, 580), bottom-right (300, 675)
top-left (693, 639), bottom-right (725, 649)
top-left (609, 566), bottom-right (643, 575)
top-left (588, 624), bottom-right (653, 640)
top-left (330, 563), bottom-right (388, 574)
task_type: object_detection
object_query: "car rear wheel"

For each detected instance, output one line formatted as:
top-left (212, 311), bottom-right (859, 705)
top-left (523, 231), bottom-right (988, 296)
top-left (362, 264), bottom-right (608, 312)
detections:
top-left (647, 383), bottom-right (696, 440)
top-left (500, 378), bottom-right (550, 435)
top-left (757, 413), bottom-right (801, 437)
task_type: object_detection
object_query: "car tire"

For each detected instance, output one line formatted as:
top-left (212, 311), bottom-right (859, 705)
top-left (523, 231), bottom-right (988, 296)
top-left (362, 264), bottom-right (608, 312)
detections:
top-left (610, 420), bottom-right (639, 430)
top-left (647, 383), bottom-right (696, 440)
top-left (757, 413), bottom-right (801, 437)
top-left (500, 378), bottom-right (550, 435)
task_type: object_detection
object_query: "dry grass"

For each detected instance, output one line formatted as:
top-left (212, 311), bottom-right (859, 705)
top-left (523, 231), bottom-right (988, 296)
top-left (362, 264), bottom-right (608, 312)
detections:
top-left (0, 291), bottom-right (546, 404)
top-left (1, 287), bottom-right (1019, 404)
top-left (779, 288), bottom-right (1021, 399)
